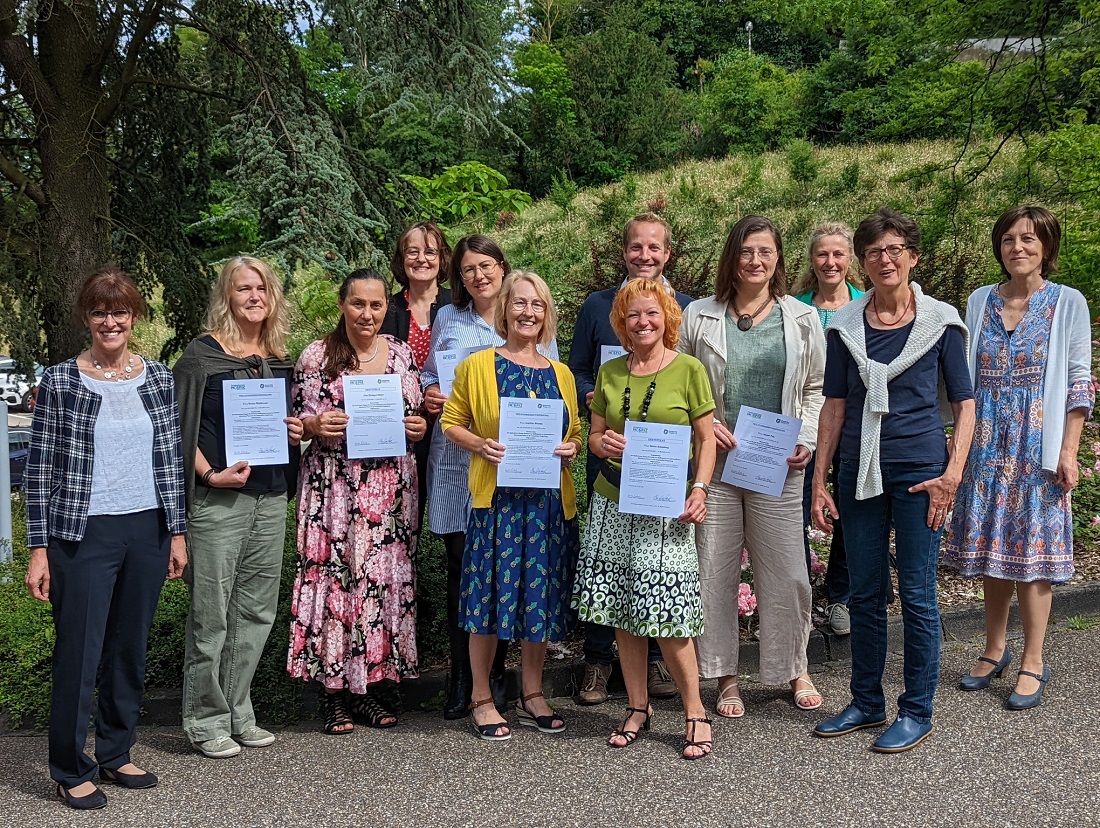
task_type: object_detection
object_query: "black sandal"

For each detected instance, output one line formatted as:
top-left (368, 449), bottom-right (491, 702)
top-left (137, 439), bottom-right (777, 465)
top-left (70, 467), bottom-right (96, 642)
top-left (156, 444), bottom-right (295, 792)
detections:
top-left (320, 690), bottom-right (354, 735)
top-left (348, 691), bottom-right (399, 728)
top-left (516, 691), bottom-right (565, 733)
top-left (682, 716), bottom-right (713, 760)
top-left (608, 702), bottom-right (651, 748)
top-left (469, 697), bottom-right (511, 741)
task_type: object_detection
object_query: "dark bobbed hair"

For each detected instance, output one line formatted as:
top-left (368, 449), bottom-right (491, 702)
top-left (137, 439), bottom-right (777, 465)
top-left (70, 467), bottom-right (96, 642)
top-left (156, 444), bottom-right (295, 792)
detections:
top-left (73, 263), bottom-right (146, 323)
top-left (991, 205), bottom-right (1060, 280)
top-left (853, 207), bottom-right (921, 259)
top-left (389, 221), bottom-right (452, 290)
top-left (322, 268), bottom-right (389, 378)
top-left (449, 234), bottom-right (511, 308)
top-left (714, 216), bottom-right (787, 304)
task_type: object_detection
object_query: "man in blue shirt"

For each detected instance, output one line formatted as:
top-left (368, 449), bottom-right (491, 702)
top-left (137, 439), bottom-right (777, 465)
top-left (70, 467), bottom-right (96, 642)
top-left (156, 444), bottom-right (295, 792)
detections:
top-left (568, 212), bottom-right (694, 705)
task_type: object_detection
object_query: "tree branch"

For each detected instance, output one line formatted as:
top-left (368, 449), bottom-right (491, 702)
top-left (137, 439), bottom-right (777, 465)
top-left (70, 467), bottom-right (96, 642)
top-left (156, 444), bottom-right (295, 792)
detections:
top-left (130, 75), bottom-right (240, 102)
top-left (95, 0), bottom-right (165, 125)
top-left (0, 151), bottom-right (45, 205)
top-left (0, 1), bottom-right (61, 121)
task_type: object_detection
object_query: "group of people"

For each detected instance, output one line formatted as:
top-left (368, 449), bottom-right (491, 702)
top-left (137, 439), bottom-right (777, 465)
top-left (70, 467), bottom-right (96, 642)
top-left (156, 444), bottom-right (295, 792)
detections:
top-left (22, 204), bottom-right (1093, 807)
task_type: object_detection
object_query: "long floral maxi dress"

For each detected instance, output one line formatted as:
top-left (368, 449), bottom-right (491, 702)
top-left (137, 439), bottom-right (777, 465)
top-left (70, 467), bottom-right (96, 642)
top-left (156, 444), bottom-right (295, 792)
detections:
top-left (459, 356), bottom-right (578, 642)
top-left (288, 336), bottom-right (424, 691)
top-left (945, 282), bottom-right (1093, 583)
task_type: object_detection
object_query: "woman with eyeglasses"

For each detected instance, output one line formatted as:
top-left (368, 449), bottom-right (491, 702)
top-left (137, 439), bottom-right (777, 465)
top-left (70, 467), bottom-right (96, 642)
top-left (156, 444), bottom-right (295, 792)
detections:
top-left (382, 222), bottom-right (453, 531)
top-left (812, 207), bottom-right (975, 753)
top-left (421, 235), bottom-right (560, 720)
top-left (441, 271), bottom-right (582, 740)
top-left (24, 265), bottom-right (188, 809)
top-left (679, 215), bottom-right (826, 721)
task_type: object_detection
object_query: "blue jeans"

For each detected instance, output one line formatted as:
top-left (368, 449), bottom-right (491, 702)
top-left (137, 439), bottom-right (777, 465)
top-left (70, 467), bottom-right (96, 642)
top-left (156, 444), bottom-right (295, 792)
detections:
top-left (838, 460), bottom-right (944, 723)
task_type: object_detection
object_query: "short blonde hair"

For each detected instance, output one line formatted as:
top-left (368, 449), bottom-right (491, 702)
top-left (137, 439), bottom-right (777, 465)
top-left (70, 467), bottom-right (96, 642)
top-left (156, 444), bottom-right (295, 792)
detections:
top-left (790, 222), bottom-right (864, 295)
top-left (494, 270), bottom-right (557, 348)
top-left (610, 277), bottom-right (682, 351)
top-left (203, 256), bottom-right (289, 358)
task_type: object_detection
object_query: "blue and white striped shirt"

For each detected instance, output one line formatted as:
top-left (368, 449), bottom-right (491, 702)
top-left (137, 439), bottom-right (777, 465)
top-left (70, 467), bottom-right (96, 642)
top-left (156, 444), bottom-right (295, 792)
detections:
top-left (422, 303), bottom-right (558, 535)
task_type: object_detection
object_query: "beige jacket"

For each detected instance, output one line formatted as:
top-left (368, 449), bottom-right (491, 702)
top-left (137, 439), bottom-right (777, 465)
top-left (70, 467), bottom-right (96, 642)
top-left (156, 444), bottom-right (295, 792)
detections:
top-left (678, 295), bottom-right (826, 450)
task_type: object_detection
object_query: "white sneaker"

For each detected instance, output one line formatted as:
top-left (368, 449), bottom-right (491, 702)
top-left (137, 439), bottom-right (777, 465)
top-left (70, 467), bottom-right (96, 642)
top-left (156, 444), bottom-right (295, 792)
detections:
top-left (234, 726), bottom-right (276, 748)
top-left (194, 736), bottom-right (242, 758)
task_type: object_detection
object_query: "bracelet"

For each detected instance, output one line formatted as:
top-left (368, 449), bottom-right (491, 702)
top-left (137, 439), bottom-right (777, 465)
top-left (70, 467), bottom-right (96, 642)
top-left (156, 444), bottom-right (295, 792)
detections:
top-left (201, 468), bottom-right (218, 486)
top-left (691, 481), bottom-right (710, 496)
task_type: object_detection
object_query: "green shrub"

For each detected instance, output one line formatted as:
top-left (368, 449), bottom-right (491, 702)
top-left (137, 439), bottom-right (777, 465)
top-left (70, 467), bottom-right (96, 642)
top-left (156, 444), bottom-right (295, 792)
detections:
top-left (405, 161), bottom-right (533, 227)
top-left (785, 140), bottom-right (820, 188)
top-left (548, 170), bottom-right (579, 215)
top-left (838, 161), bottom-right (861, 193)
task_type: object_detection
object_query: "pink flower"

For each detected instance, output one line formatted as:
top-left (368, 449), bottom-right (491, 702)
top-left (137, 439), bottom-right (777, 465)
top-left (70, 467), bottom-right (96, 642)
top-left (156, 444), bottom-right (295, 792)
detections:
top-left (738, 582), bottom-right (757, 617)
top-left (740, 548), bottom-right (750, 572)
top-left (1091, 515), bottom-right (1100, 527)
top-left (808, 549), bottom-right (827, 576)
top-left (1083, 468), bottom-right (1094, 478)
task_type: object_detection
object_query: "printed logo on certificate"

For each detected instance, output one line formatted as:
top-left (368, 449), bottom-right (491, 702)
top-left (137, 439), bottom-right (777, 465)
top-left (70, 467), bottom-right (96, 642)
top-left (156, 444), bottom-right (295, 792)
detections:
top-left (344, 374), bottom-right (406, 459)
top-left (618, 419), bottom-right (691, 520)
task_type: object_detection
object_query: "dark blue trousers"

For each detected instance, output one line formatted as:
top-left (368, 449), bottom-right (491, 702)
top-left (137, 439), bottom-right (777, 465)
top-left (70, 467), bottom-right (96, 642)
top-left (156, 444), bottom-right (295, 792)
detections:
top-left (47, 509), bottom-right (170, 787)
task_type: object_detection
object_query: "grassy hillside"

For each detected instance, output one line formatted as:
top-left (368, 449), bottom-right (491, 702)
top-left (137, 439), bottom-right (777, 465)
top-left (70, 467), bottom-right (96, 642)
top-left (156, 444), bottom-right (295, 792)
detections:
top-left (477, 139), bottom-right (1091, 358)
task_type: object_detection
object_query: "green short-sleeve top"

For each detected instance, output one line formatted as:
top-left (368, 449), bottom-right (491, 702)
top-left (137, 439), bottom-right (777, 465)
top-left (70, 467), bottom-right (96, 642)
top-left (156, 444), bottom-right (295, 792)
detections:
top-left (590, 352), bottom-right (716, 503)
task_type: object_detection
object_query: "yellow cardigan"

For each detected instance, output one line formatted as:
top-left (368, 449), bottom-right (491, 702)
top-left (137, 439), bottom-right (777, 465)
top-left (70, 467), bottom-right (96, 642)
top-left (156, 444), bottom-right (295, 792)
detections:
top-left (440, 347), bottom-right (583, 517)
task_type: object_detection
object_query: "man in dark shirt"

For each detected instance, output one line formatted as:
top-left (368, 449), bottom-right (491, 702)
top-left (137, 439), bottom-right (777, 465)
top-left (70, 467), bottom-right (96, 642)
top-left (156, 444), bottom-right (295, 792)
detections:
top-left (568, 212), bottom-right (694, 705)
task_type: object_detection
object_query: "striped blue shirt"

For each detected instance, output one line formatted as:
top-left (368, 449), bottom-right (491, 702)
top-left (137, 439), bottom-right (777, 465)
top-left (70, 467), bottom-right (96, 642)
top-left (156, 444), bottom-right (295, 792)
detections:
top-left (422, 303), bottom-right (558, 534)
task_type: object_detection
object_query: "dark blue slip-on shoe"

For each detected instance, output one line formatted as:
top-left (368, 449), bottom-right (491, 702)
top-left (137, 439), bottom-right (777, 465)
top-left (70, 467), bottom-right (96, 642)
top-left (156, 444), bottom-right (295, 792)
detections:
top-left (870, 715), bottom-right (933, 753)
top-left (813, 704), bottom-right (888, 738)
top-left (1005, 665), bottom-right (1050, 711)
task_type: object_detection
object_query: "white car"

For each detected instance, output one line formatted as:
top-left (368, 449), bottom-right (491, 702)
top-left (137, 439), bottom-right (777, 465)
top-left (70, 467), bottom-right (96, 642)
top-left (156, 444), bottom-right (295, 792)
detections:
top-left (0, 357), bottom-right (41, 412)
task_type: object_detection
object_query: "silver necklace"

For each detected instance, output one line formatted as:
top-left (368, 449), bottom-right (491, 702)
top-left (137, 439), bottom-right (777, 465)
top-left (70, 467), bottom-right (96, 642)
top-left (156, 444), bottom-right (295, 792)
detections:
top-left (357, 339), bottom-right (380, 364)
top-left (92, 355), bottom-right (136, 381)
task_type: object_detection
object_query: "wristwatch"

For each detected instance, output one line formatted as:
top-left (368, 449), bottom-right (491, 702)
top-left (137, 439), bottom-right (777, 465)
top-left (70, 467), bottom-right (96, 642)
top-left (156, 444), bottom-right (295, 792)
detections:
top-left (691, 481), bottom-right (710, 496)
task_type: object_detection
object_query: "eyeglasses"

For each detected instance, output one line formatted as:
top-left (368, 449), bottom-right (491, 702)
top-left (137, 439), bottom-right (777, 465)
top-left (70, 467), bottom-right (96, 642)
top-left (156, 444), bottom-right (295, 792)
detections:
top-left (510, 299), bottom-right (546, 313)
top-left (460, 261), bottom-right (500, 281)
top-left (88, 309), bottom-right (132, 323)
top-left (862, 245), bottom-right (910, 262)
top-left (404, 248), bottom-right (439, 260)
top-left (738, 247), bottom-right (777, 261)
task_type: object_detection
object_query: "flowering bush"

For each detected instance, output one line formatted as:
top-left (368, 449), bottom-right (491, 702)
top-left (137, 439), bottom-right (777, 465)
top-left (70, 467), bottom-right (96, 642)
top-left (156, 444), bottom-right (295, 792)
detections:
top-left (737, 582), bottom-right (758, 617)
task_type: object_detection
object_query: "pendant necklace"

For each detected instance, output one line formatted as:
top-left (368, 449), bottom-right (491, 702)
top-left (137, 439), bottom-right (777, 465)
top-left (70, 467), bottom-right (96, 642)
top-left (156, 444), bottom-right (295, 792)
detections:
top-left (872, 289), bottom-right (914, 328)
top-left (504, 347), bottom-right (540, 398)
top-left (733, 295), bottom-right (772, 331)
top-left (92, 354), bottom-right (136, 381)
top-left (622, 349), bottom-right (667, 423)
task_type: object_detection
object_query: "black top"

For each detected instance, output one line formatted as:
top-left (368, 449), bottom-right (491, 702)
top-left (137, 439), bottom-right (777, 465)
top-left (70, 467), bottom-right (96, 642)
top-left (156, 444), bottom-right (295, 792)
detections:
top-left (380, 285), bottom-right (452, 341)
top-left (195, 335), bottom-right (293, 494)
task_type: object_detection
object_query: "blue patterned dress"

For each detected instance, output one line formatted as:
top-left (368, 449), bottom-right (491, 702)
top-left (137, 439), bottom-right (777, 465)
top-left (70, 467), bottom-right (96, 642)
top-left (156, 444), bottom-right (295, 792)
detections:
top-left (945, 282), bottom-right (1092, 583)
top-left (459, 355), bottom-right (579, 641)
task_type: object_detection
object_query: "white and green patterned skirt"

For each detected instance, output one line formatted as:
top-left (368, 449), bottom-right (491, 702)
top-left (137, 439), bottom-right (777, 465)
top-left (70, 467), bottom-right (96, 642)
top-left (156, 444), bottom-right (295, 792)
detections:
top-left (572, 492), bottom-right (704, 638)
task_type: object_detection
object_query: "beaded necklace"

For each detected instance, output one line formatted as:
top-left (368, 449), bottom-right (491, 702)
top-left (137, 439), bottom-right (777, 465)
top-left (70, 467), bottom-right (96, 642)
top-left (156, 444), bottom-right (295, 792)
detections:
top-left (622, 349), bottom-right (668, 423)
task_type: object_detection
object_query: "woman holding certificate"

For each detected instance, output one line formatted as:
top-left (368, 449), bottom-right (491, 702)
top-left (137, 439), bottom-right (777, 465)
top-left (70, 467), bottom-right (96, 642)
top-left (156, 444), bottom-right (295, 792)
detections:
top-left (679, 215), bottom-right (826, 720)
top-left (421, 235), bottom-right (560, 720)
top-left (174, 256), bottom-right (303, 759)
top-left (441, 270), bottom-right (582, 741)
top-left (812, 207), bottom-right (974, 753)
top-left (289, 269), bottom-right (428, 734)
top-left (573, 277), bottom-right (718, 760)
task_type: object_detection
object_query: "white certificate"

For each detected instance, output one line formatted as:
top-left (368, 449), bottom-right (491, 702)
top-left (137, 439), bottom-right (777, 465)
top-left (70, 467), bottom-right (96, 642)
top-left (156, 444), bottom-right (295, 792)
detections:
top-left (720, 405), bottom-right (802, 497)
top-left (223, 378), bottom-right (289, 466)
top-left (600, 345), bottom-right (626, 365)
top-left (618, 419), bottom-right (691, 519)
top-left (344, 374), bottom-right (406, 459)
top-left (436, 346), bottom-right (490, 395)
top-left (497, 397), bottom-right (564, 489)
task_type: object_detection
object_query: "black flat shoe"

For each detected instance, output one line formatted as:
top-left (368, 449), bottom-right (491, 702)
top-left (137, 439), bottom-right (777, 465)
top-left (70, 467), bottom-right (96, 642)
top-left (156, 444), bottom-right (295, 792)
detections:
top-left (100, 767), bottom-right (159, 789)
top-left (57, 783), bottom-right (107, 810)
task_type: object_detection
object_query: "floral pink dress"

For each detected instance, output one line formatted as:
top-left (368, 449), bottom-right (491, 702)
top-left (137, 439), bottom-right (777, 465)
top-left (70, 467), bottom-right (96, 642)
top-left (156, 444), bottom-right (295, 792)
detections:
top-left (287, 336), bottom-right (423, 692)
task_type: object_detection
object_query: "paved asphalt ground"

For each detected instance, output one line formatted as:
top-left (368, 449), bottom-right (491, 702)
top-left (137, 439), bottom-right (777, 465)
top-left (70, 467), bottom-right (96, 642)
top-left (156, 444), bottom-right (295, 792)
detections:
top-left (2, 620), bottom-right (1099, 828)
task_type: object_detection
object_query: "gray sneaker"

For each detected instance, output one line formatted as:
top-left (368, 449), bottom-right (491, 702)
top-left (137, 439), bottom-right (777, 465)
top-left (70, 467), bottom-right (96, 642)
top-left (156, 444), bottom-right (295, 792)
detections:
top-left (194, 736), bottom-right (242, 758)
top-left (576, 663), bottom-right (611, 705)
top-left (826, 603), bottom-right (851, 636)
top-left (234, 725), bottom-right (276, 748)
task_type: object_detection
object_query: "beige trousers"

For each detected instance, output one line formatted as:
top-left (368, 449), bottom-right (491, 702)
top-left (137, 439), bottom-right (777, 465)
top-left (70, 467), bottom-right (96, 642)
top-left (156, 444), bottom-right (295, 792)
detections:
top-left (695, 470), bottom-right (811, 685)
